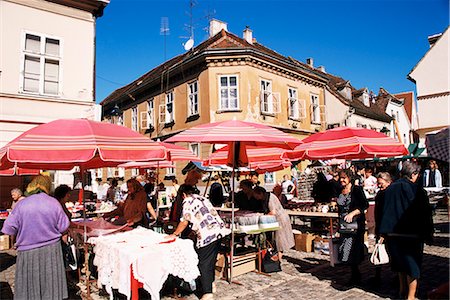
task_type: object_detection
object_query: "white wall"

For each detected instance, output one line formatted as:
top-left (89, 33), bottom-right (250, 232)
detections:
top-left (386, 102), bottom-right (411, 146)
top-left (0, 0), bottom-right (97, 147)
top-left (325, 89), bottom-right (347, 125)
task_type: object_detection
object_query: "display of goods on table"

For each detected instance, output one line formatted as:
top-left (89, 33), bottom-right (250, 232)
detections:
top-left (221, 212), bottom-right (279, 233)
top-left (288, 202), bottom-right (337, 213)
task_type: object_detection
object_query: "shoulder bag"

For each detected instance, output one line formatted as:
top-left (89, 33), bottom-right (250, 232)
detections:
top-left (262, 241), bottom-right (281, 273)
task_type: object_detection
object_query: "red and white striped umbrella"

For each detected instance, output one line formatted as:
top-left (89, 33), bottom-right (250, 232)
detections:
top-left (0, 167), bottom-right (40, 176)
top-left (153, 141), bottom-right (201, 162)
top-left (0, 119), bottom-right (168, 171)
top-left (166, 120), bottom-right (302, 167)
top-left (284, 126), bottom-right (408, 160)
top-left (118, 161), bottom-right (175, 169)
top-left (204, 145), bottom-right (287, 166)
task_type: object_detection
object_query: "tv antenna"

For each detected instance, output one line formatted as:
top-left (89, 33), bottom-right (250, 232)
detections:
top-left (203, 7), bottom-right (216, 38)
top-left (181, 0), bottom-right (196, 51)
top-left (160, 17), bottom-right (170, 61)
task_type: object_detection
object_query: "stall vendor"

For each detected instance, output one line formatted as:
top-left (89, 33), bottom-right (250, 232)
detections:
top-left (103, 178), bottom-right (148, 226)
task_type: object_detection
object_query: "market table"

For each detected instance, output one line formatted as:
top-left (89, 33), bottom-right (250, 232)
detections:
top-left (89, 227), bottom-right (199, 300)
top-left (286, 210), bottom-right (339, 242)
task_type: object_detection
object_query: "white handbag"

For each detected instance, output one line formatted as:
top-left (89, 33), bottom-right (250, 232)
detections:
top-left (370, 242), bottom-right (389, 265)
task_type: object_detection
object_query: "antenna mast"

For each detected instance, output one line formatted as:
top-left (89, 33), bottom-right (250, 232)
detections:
top-left (160, 17), bottom-right (170, 61)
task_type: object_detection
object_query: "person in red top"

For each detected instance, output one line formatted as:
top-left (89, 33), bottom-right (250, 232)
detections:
top-left (104, 179), bottom-right (148, 226)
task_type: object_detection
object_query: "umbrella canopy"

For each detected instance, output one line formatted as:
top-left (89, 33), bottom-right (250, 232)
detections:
top-left (285, 126), bottom-right (408, 160)
top-left (204, 145), bottom-right (287, 166)
top-left (426, 126), bottom-right (449, 163)
top-left (0, 167), bottom-right (40, 176)
top-left (166, 120), bottom-right (302, 167)
top-left (247, 160), bottom-right (291, 174)
top-left (118, 161), bottom-right (175, 169)
top-left (153, 141), bottom-right (201, 162)
top-left (0, 119), bottom-right (168, 170)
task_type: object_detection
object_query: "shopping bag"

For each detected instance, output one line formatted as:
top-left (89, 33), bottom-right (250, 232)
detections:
top-left (262, 241), bottom-right (281, 273)
top-left (370, 242), bottom-right (389, 265)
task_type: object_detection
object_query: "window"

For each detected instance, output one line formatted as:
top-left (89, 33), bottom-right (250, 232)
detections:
top-left (117, 114), bottom-right (124, 126)
top-left (166, 166), bottom-right (175, 176)
top-left (22, 33), bottom-right (61, 95)
top-left (107, 168), bottom-right (114, 178)
top-left (288, 88), bottom-right (306, 120)
top-left (260, 79), bottom-right (272, 114)
top-left (219, 75), bottom-right (239, 110)
top-left (165, 91), bottom-right (174, 123)
top-left (188, 81), bottom-right (199, 116)
top-left (131, 168), bottom-right (139, 178)
top-left (190, 143), bottom-right (200, 156)
top-left (141, 99), bottom-right (154, 129)
top-left (264, 172), bottom-right (275, 184)
top-left (310, 94), bottom-right (320, 124)
top-left (131, 106), bottom-right (138, 131)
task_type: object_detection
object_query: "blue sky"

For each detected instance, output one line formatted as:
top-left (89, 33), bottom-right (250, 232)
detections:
top-left (96, 0), bottom-right (449, 103)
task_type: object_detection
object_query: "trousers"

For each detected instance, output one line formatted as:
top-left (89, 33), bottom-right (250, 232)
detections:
top-left (196, 239), bottom-right (220, 295)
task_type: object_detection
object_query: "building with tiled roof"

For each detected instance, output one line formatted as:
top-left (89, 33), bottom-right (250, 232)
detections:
top-left (101, 19), bottom-right (329, 182)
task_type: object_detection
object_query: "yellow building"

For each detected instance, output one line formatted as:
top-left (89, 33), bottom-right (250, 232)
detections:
top-left (101, 20), bottom-right (328, 186)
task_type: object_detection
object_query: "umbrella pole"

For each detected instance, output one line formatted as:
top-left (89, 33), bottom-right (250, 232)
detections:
top-left (156, 162), bottom-right (160, 216)
top-left (80, 168), bottom-right (91, 298)
top-left (230, 141), bottom-right (238, 283)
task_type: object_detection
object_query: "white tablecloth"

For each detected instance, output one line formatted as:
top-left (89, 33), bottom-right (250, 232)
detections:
top-left (90, 227), bottom-right (200, 300)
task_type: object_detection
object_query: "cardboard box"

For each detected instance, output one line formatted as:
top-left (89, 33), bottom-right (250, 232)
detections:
top-left (295, 233), bottom-right (316, 252)
top-left (0, 235), bottom-right (10, 250)
top-left (216, 252), bottom-right (256, 280)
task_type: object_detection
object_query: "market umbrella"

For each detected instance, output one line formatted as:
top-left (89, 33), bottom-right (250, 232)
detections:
top-left (0, 119), bottom-right (169, 170)
top-left (118, 161), bottom-right (176, 169)
top-left (204, 145), bottom-right (288, 166)
top-left (0, 118), bottom-right (171, 296)
top-left (284, 126), bottom-right (408, 160)
top-left (0, 166), bottom-right (40, 176)
top-left (426, 126), bottom-right (449, 163)
top-left (166, 119), bottom-right (302, 282)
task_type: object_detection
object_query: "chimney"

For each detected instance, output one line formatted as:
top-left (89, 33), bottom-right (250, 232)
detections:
top-left (243, 26), bottom-right (253, 44)
top-left (306, 58), bottom-right (314, 68)
top-left (317, 66), bottom-right (326, 73)
top-left (209, 19), bottom-right (228, 37)
top-left (427, 33), bottom-right (442, 47)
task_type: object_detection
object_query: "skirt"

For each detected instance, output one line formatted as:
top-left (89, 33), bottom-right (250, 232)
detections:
top-left (386, 236), bottom-right (424, 279)
top-left (15, 241), bottom-right (68, 300)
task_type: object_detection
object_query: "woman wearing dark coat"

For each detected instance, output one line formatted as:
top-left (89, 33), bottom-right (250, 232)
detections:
top-left (337, 169), bottom-right (369, 285)
top-left (379, 161), bottom-right (433, 300)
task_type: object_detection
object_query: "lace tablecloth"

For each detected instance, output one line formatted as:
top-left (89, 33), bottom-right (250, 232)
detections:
top-left (90, 227), bottom-right (200, 300)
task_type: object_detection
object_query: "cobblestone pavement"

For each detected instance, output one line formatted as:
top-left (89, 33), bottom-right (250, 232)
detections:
top-left (1, 208), bottom-right (448, 300)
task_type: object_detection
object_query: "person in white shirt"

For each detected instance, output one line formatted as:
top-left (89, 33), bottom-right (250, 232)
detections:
top-left (166, 184), bottom-right (230, 300)
top-left (363, 167), bottom-right (378, 190)
top-left (281, 174), bottom-right (295, 200)
top-left (423, 160), bottom-right (442, 188)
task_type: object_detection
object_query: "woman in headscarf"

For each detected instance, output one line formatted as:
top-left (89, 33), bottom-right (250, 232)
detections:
top-left (379, 161), bottom-right (433, 300)
top-left (2, 175), bottom-right (70, 299)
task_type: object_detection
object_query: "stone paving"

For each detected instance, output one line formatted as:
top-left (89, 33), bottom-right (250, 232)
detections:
top-left (1, 208), bottom-right (448, 300)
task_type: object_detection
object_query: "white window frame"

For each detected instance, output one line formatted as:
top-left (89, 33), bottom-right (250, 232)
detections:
top-left (188, 81), bottom-right (199, 116)
top-left (310, 93), bottom-right (321, 124)
top-left (288, 88), bottom-right (306, 120)
top-left (131, 168), bottom-right (139, 178)
top-left (117, 114), bottom-right (124, 126)
top-left (20, 31), bottom-right (63, 96)
top-left (131, 106), bottom-right (138, 131)
top-left (166, 166), bottom-right (175, 176)
top-left (141, 99), bottom-right (154, 129)
top-left (218, 75), bottom-right (239, 111)
top-left (260, 79), bottom-right (273, 114)
top-left (190, 143), bottom-right (200, 157)
top-left (165, 91), bottom-right (174, 123)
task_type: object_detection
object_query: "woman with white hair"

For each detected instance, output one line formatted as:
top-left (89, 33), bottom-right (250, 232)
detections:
top-left (10, 188), bottom-right (25, 210)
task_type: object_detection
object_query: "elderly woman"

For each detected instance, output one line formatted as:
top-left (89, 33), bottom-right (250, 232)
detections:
top-left (380, 162), bottom-right (433, 300)
top-left (10, 188), bottom-right (25, 210)
top-left (337, 169), bottom-right (369, 286)
top-left (54, 184), bottom-right (72, 220)
top-left (2, 175), bottom-right (70, 299)
top-left (103, 178), bottom-right (148, 226)
top-left (253, 186), bottom-right (295, 260)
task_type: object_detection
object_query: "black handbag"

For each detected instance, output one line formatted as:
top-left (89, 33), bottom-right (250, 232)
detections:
top-left (339, 215), bottom-right (358, 234)
top-left (262, 241), bottom-right (281, 273)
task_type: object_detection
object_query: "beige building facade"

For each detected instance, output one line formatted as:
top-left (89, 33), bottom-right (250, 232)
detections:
top-left (102, 21), bottom-right (328, 184)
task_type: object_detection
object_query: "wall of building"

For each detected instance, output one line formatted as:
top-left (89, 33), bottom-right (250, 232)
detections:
top-left (386, 102), bottom-right (412, 146)
top-left (324, 89), bottom-right (348, 126)
top-left (0, 0), bottom-right (96, 147)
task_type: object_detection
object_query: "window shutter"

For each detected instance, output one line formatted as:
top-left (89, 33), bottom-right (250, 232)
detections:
top-left (273, 92), bottom-right (281, 114)
top-left (140, 111), bottom-right (148, 129)
top-left (159, 104), bottom-right (166, 125)
top-left (299, 99), bottom-right (306, 119)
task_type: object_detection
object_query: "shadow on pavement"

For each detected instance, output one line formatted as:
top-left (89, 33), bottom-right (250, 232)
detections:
top-left (287, 251), bottom-right (449, 300)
